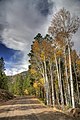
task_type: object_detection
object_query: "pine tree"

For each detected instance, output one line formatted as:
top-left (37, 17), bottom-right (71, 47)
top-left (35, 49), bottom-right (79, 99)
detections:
top-left (0, 57), bottom-right (8, 90)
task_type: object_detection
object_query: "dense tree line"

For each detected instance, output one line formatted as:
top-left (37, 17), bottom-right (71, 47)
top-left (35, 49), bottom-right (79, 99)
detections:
top-left (28, 8), bottom-right (80, 108)
top-left (8, 71), bottom-right (35, 96)
top-left (0, 57), bottom-right (8, 90)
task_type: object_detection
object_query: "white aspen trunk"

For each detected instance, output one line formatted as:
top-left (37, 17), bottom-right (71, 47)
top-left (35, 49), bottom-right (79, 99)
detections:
top-left (50, 62), bottom-right (55, 106)
top-left (59, 58), bottom-right (64, 106)
top-left (64, 47), bottom-right (71, 105)
top-left (44, 59), bottom-right (49, 105)
top-left (54, 53), bottom-right (63, 105)
top-left (54, 53), bottom-right (60, 87)
top-left (42, 63), bottom-right (48, 104)
top-left (68, 44), bottom-right (75, 108)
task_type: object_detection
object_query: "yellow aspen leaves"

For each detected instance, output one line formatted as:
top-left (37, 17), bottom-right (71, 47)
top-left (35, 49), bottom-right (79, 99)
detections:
top-left (30, 69), bottom-right (37, 74)
top-left (39, 78), bottom-right (44, 85)
top-left (33, 82), bottom-right (38, 89)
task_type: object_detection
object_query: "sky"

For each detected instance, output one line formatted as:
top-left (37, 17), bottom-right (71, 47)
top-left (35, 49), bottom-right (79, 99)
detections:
top-left (0, 0), bottom-right (80, 76)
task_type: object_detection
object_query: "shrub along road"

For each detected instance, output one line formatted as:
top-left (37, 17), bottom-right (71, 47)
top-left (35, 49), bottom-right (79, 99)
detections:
top-left (0, 96), bottom-right (79, 120)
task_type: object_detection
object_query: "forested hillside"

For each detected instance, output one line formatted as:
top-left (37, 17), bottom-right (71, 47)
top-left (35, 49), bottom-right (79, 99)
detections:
top-left (7, 71), bottom-right (34, 96)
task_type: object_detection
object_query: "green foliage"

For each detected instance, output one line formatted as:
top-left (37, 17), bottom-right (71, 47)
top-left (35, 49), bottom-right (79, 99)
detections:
top-left (8, 71), bottom-right (35, 96)
top-left (0, 57), bottom-right (8, 90)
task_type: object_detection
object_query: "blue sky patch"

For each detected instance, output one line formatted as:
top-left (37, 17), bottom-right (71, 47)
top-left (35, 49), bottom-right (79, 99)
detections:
top-left (0, 42), bottom-right (19, 61)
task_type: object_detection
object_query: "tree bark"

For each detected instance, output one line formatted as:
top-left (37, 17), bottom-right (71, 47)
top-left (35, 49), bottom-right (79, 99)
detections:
top-left (59, 57), bottom-right (64, 106)
top-left (68, 44), bottom-right (75, 108)
top-left (54, 53), bottom-right (64, 105)
top-left (64, 47), bottom-right (71, 105)
top-left (50, 62), bottom-right (55, 106)
top-left (44, 59), bottom-right (49, 105)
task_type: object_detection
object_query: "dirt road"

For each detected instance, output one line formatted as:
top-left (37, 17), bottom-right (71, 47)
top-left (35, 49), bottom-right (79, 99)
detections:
top-left (0, 96), bottom-right (77, 120)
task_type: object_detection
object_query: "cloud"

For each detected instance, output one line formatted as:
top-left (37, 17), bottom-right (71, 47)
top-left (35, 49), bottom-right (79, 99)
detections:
top-left (0, 0), bottom-right (54, 75)
top-left (52, 0), bottom-right (80, 14)
top-left (1, 0), bottom-right (52, 50)
top-left (0, 0), bottom-right (80, 75)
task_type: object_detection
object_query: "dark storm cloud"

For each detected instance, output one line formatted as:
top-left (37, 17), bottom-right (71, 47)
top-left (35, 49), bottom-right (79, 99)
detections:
top-left (0, 0), bottom-right (54, 50)
top-left (36, 0), bottom-right (54, 16)
top-left (0, 0), bottom-right (6, 32)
